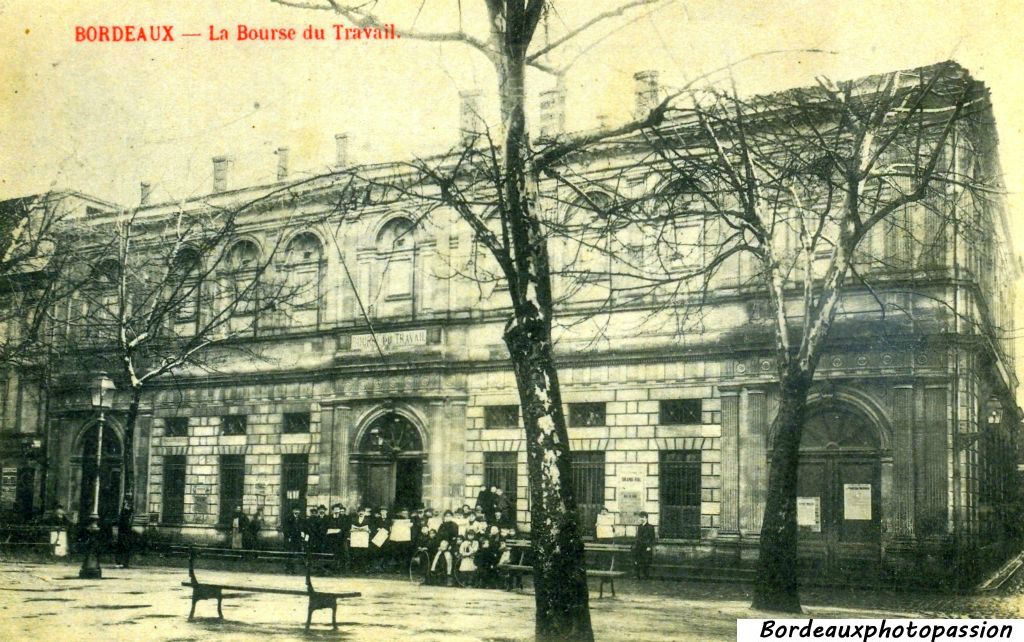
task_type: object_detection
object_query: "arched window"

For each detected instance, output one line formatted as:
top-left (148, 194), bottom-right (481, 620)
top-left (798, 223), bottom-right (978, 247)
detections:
top-left (171, 248), bottom-right (201, 328)
top-left (84, 258), bottom-right (121, 341)
top-left (560, 192), bottom-right (613, 299)
top-left (223, 240), bottom-right (261, 333)
top-left (372, 218), bottom-right (417, 315)
top-left (282, 232), bottom-right (325, 328)
top-left (359, 412), bottom-right (424, 454)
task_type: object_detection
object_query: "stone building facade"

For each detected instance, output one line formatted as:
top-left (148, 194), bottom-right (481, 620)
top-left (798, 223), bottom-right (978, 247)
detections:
top-left (23, 62), bottom-right (1023, 581)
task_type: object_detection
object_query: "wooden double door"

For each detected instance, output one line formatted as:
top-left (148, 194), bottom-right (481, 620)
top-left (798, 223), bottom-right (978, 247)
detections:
top-left (360, 457), bottom-right (423, 512)
top-left (796, 453), bottom-right (881, 572)
top-left (795, 406), bottom-right (882, 574)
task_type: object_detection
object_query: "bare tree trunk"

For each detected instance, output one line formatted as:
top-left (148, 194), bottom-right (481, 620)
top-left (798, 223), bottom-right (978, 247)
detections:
top-left (505, 318), bottom-right (593, 642)
top-left (751, 368), bottom-right (812, 613)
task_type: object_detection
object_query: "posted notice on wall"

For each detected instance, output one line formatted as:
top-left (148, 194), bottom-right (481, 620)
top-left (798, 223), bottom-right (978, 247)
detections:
top-left (843, 483), bottom-right (872, 520)
top-left (796, 496), bottom-right (821, 532)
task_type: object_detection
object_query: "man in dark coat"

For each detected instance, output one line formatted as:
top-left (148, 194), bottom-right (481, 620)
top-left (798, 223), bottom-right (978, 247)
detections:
top-left (475, 486), bottom-right (496, 523)
top-left (282, 506), bottom-right (306, 573)
top-left (324, 504), bottom-right (350, 573)
top-left (632, 511), bottom-right (656, 580)
top-left (493, 487), bottom-right (514, 527)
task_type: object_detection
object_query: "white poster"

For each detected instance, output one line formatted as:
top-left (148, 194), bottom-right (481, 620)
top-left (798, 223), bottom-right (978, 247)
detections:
top-left (616, 464), bottom-right (646, 523)
top-left (843, 484), bottom-right (872, 521)
top-left (350, 526), bottom-right (370, 549)
top-left (390, 519), bottom-right (412, 542)
top-left (796, 496), bottom-right (821, 532)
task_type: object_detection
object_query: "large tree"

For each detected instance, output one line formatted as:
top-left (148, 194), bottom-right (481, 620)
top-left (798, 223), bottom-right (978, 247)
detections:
top-left (634, 62), bottom-right (984, 611)
top-left (55, 181), bottom-right (348, 562)
top-left (271, 1), bottom-right (670, 638)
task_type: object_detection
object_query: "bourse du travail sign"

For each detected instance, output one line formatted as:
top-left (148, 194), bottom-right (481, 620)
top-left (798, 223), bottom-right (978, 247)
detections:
top-left (351, 329), bottom-right (428, 352)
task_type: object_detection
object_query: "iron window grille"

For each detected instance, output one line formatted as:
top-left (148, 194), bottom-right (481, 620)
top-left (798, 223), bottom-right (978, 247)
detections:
top-left (659, 399), bottom-right (702, 425)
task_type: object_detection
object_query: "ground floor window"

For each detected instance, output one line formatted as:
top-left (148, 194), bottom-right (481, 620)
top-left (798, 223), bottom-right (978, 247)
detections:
top-left (219, 455), bottom-right (245, 526)
top-left (161, 455), bottom-right (186, 525)
top-left (483, 451), bottom-right (518, 514)
top-left (280, 454), bottom-right (309, 516)
top-left (659, 450), bottom-right (701, 538)
top-left (571, 451), bottom-right (605, 536)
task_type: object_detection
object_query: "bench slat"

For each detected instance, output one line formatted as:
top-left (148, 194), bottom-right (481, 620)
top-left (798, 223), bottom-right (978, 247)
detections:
top-left (181, 581), bottom-right (360, 598)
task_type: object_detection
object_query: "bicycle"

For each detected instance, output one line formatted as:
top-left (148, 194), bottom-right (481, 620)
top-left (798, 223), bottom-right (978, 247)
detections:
top-left (408, 546), bottom-right (430, 584)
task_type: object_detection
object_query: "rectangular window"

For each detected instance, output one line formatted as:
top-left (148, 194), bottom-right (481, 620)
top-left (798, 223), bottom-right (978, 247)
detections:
top-left (221, 414), bottom-right (247, 436)
top-left (218, 455), bottom-right (245, 526)
top-left (283, 412), bottom-right (310, 434)
top-left (659, 450), bottom-right (701, 539)
top-left (659, 399), bottom-right (702, 425)
top-left (164, 417), bottom-right (189, 438)
top-left (571, 451), bottom-right (606, 536)
top-left (280, 454), bottom-right (309, 516)
top-left (483, 452), bottom-right (518, 517)
top-left (569, 402), bottom-right (606, 427)
top-left (484, 405), bottom-right (519, 429)
top-left (162, 455), bottom-right (186, 525)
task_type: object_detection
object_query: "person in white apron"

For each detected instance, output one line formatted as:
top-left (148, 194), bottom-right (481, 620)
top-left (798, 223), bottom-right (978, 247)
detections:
top-left (50, 505), bottom-right (69, 557)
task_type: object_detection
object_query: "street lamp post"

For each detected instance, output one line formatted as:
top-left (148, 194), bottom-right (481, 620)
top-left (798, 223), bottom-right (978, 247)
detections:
top-left (79, 373), bottom-right (116, 580)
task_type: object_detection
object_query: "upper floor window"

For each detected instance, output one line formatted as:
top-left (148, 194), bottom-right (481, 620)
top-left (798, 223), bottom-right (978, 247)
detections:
top-left (376, 218), bottom-right (416, 301)
top-left (164, 417), bottom-right (189, 438)
top-left (568, 402), bottom-right (606, 427)
top-left (484, 405), bottom-right (520, 429)
top-left (223, 240), bottom-right (261, 332)
top-left (282, 232), bottom-right (325, 328)
top-left (170, 248), bottom-right (201, 326)
top-left (659, 399), bottom-right (702, 425)
top-left (221, 414), bottom-right (247, 436)
top-left (283, 412), bottom-right (311, 434)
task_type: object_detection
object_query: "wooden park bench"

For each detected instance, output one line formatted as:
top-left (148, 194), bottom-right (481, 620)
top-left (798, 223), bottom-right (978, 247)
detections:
top-left (497, 540), bottom-right (532, 591)
top-left (182, 547), bottom-right (360, 629)
top-left (584, 542), bottom-right (629, 598)
top-left (497, 540), bottom-right (628, 598)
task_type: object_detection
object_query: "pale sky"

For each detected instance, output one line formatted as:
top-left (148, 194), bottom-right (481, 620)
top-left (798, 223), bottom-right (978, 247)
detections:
top-left (3, 2), bottom-right (1024, 334)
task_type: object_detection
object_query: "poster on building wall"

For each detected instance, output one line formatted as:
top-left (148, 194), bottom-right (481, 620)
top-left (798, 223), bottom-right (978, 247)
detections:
top-left (616, 464), bottom-right (645, 524)
top-left (0, 468), bottom-right (17, 511)
top-left (844, 484), bottom-right (873, 521)
top-left (796, 496), bottom-right (821, 532)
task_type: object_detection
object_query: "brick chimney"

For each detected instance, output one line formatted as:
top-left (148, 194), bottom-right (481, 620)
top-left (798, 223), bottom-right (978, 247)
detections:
top-left (139, 182), bottom-right (152, 206)
top-left (633, 70), bottom-right (660, 119)
top-left (212, 156), bottom-right (232, 193)
top-left (334, 134), bottom-right (349, 169)
top-left (459, 91), bottom-right (482, 146)
top-left (276, 147), bottom-right (289, 181)
top-left (539, 86), bottom-right (566, 140)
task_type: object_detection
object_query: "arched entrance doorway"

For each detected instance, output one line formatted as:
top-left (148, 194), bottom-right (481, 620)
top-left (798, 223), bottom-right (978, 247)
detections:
top-left (796, 405), bottom-right (881, 572)
top-left (353, 412), bottom-right (424, 512)
top-left (75, 423), bottom-right (123, 526)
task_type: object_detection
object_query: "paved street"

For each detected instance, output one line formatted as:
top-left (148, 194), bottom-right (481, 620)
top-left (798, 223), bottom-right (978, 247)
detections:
top-left (1, 559), bottom-right (1022, 641)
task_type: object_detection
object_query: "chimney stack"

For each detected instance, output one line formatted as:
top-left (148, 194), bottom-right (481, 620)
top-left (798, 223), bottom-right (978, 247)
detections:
top-left (538, 87), bottom-right (566, 140)
top-left (212, 156), bottom-right (232, 193)
top-left (459, 91), bottom-right (483, 146)
top-left (276, 147), bottom-right (289, 181)
top-left (633, 70), bottom-right (660, 118)
top-left (140, 181), bottom-right (152, 206)
top-left (334, 134), bottom-right (349, 169)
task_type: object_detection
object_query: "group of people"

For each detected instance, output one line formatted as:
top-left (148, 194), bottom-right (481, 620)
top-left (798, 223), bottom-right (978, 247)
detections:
top-left (227, 505), bottom-right (265, 551)
top-left (273, 484), bottom-right (519, 584)
top-left (230, 485), bottom-right (659, 583)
